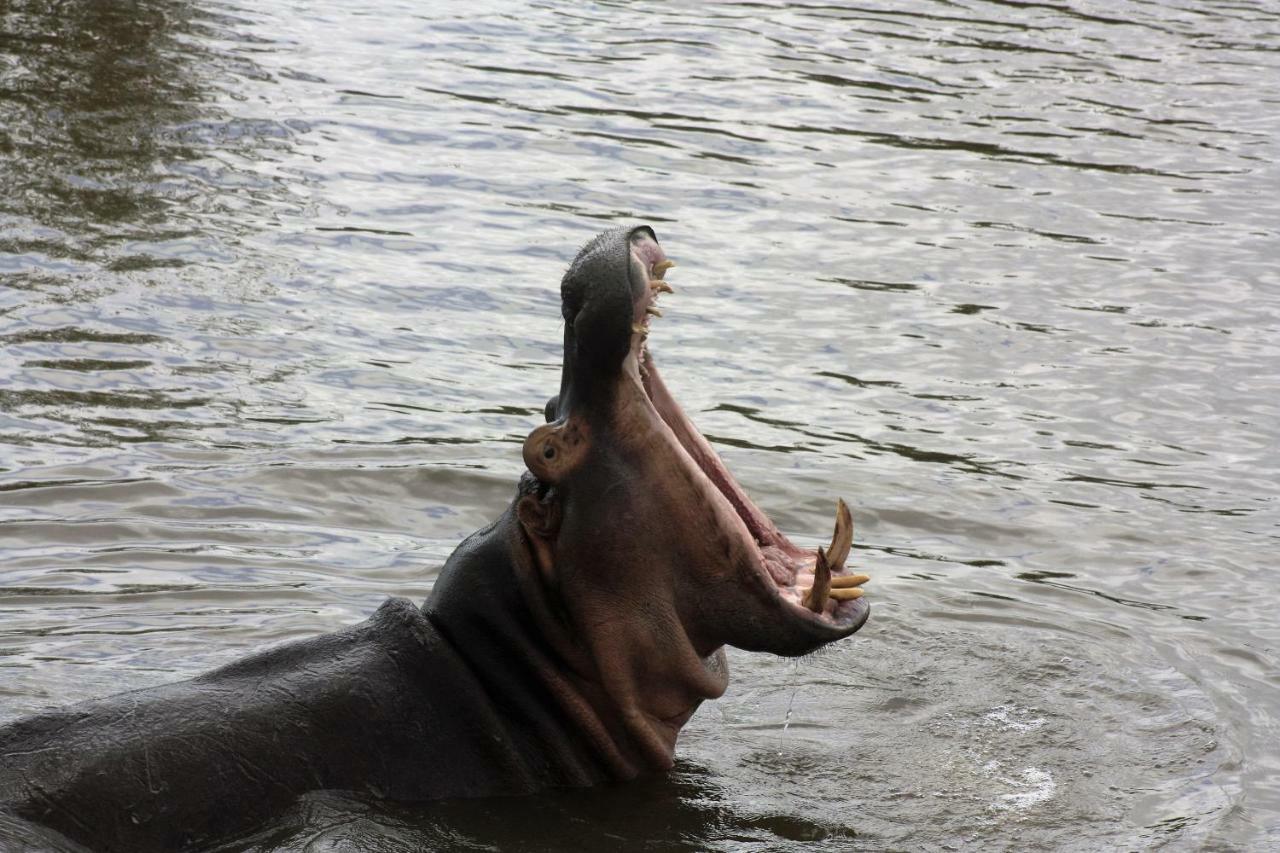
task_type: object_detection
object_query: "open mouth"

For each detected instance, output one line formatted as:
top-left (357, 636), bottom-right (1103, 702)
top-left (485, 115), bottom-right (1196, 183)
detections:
top-left (623, 240), bottom-right (870, 640)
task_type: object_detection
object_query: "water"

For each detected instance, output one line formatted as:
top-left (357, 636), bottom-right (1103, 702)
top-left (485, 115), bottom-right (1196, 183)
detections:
top-left (2, 0), bottom-right (1278, 849)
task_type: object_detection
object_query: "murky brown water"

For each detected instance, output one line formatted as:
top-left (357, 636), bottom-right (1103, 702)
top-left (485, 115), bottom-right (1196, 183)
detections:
top-left (2, 0), bottom-right (1278, 849)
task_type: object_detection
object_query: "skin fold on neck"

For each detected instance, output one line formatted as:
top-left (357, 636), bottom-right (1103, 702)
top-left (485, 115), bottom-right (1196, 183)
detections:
top-left (425, 503), bottom-right (728, 784)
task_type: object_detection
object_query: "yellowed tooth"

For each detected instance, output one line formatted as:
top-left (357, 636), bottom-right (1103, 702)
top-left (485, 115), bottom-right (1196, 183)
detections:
top-left (632, 323), bottom-right (647, 335)
top-left (646, 306), bottom-right (663, 317)
top-left (801, 546), bottom-right (832, 613)
top-left (650, 281), bottom-right (675, 294)
top-left (652, 259), bottom-right (675, 278)
top-left (826, 498), bottom-right (854, 570)
top-left (829, 587), bottom-right (865, 601)
top-left (831, 574), bottom-right (871, 589)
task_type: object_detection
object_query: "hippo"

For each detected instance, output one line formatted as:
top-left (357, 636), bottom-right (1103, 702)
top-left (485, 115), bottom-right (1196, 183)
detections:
top-left (0, 226), bottom-right (870, 852)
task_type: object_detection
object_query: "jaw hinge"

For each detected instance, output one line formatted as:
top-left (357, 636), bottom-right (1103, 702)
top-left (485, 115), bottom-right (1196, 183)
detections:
top-left (516, 487), bottom-right (560, 538)
top-left (516, 489), bottom-right (560, 584)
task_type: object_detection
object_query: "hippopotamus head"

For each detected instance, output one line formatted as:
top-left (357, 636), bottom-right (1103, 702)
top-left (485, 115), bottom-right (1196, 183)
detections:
top-left (516, 224), bottom-right (868, 660)
top-left (429, 225), bottom-right (869, 778)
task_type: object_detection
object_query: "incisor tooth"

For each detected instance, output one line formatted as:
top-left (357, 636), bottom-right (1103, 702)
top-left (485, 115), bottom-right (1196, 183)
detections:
top-left (652, 259), bottom-right (675, 278)
top-left (650, 281), bottom-right (674, 294)
top-left (646, 306), bottom-right (663, 317)
top-left (830, 573), bottom-right (871, 589)
top-left (632, 323), bottom-right (647, 335)
top-left (829, 587), bottom-right (865, 601)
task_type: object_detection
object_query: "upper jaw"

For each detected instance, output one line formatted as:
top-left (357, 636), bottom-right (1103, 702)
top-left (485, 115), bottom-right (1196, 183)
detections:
top-left (627, 230), bottom-right (673, 356)
top-left (555, 227), bottom-right (655, 412)
top-left (636, 358), bottom-right (871, 654)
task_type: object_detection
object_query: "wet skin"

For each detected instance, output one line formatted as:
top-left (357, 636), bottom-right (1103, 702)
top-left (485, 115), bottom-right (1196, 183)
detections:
top-left (0, 226), bottom-right (870, 852)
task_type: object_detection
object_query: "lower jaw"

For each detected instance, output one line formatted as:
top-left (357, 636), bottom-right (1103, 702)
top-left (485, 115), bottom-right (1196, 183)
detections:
top-left (627, 341), bottom-right (867, 635)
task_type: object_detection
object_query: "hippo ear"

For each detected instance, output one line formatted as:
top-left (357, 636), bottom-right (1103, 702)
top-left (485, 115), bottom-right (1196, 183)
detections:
top-left (522, 418), bottom-right (590, 484)
top-left (515, 491), bottom-right (559, 582)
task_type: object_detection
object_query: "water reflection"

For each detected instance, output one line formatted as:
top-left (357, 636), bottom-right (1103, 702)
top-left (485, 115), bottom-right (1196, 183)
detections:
top-left (0, 0), bottom-right (311, 449)
top-left (2, 0), bottom-right (207, 250)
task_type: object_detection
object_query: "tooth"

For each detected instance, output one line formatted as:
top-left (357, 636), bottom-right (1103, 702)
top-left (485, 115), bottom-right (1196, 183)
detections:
top-left (826, 498), bottom-right (853, 570)
top-left (831, 573), bottom-right (871, 589)
top-left (632, 323), bottom-right (647, 335)
top-left (646, 306), bottom-right (663, 317)
top-left (801, 546), bottom-right (832, 612)
top-left (829, 587), bottom-right (865, 601)
top-left (652, 259), bottom-right (675, 278)
top-left (650, 281), bottom-right (675, 294)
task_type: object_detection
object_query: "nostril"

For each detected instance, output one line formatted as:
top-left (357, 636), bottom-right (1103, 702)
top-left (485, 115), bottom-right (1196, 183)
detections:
top-left (543, 445), bottom-right (556, 460)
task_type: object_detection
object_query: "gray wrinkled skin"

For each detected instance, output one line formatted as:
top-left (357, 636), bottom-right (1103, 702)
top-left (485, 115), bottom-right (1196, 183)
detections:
top-left (0, 596), bottom-right (567, 851)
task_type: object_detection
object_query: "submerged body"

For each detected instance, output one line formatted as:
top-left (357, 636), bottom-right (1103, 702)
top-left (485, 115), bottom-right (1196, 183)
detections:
top-left (0, 521), bottom-right (656, 851)
top-left (0, 227), bottom-right (870, 852)
top-left (0, 598), bottom-right (552, 851)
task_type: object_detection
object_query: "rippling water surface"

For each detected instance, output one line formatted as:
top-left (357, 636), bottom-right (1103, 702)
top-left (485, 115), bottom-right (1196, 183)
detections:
top-left (2, 1), bottom-right (1278, 849)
